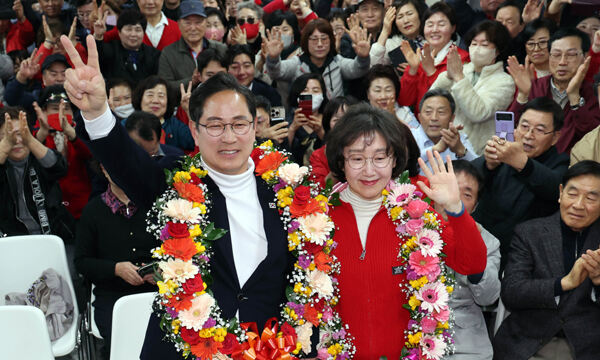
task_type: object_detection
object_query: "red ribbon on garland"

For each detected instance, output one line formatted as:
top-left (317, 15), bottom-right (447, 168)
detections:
top-left (234, 319), bottom-right (297, 360)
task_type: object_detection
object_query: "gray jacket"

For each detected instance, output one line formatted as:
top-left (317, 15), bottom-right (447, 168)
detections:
top-left (158, 38), bottom-right (227, 90)
top-left (265, 53), bottom-right (370, 99)
top-left (447, 224), bottom-right (501, 360)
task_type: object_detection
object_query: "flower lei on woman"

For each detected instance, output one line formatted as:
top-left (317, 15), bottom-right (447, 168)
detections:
top-left (146, 140), bottom-right (354, 359)
top-left (382, 173), bottom-right (456, 360)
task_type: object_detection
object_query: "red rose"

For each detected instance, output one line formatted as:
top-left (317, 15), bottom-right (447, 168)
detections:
top-left (220, 333), bottom-right (241, 355)
top-left (250, 147), bottom-right (264, 165)
top-left (180, 326), bottom-right (201, 345)
top-left (314, 298), bottom-right (326, 312)
top-left (189, 172), bottom-right (203, 185)
top-left (167, 222), bottom-right (190, 238)
top-left (293, 186), bottom-right (311, 207)
top-left (281, 323), bottom-right (296, 338)
top-left (182, 273), bottom-right (205, 293)
top-left (303, 241), bottom-right (324, 254)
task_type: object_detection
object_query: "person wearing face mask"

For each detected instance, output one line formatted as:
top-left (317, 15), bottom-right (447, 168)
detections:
top-left (286, 73), bottom-right (328, 165)
top-left (431, 21), bottom-right (515, 155)
top-left (228, 2), bottom-right (265, 56)
top-left (107, 79), bottom-right (135, 121)
top-left (204, 7), bottom-right (228, 42)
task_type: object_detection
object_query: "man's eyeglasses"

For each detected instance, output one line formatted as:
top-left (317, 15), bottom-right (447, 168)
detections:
top-left (237, 17), bottom-right (256, 25)
top-left (549, 51), bottom-right (582, 62)
top-left (518, 123), bottom-right (554, 137)
top-left (525, 40), bottom-right (548, 50)
top-left (198, 120), bottom-right (254, 136)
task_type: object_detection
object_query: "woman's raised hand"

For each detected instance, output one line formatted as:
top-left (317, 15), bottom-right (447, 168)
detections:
top-left (417, 150), bottom-right (462, 214)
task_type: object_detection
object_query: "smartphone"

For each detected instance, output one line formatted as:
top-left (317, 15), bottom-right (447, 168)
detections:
top-left (270, 106), bottom-right (286, 126)
top-left (137, 262), bottom-right (157, 277)
top-left (298, 94), bottom-right (312, 118)
top-left (495, 111), bottom-right (515, 142)
top-left (388, 41), bottom-right (418, 68)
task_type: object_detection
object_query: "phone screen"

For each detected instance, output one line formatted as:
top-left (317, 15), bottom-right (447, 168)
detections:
top-left (495, 111), bottom-right (515, 141)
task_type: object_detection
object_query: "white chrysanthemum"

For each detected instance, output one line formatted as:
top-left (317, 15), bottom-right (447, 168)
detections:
top-left (178, 293), bottom-right (215, 331)
top-left (163, 198), bottom-right (201, 222)
top-left (420, 334), bottom-right (447, 360)
top-left (295, 323), bottom-right (313, 354)
top-left (159, 259), bottom-right (199, 283)
top-left (278, 163), bottom-right (309, 186)
top-left (417, 228), bottom-right (443, 257)
top-left (298, 212), bottom-right (334, 245)
top-left (416, 282), bottom-right (449, 313)
top-left (308, 269), bottom-right (334, 297)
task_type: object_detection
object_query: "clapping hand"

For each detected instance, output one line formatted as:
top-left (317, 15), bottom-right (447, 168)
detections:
top-left (421, 43), bottom-right (435, 76)
top-left (417, 150), bottom-right (463, 213)
top-left (507, 55), bottom-right (533, 100)
top-left (229, 25), bottom-right (247, 45)
top-left (521, 0), bottom-right (543, 24)
top-left (349, 26), bottom-right (372, 58)
top-left (566, 56), bottom-right (591, 105)
top-left (59, 100), bottom-right (76, 141)
top-left (440, 122), bottom-right (465, 155)
top-left (60, 35), bottom-right (108, 119)
top-left (446, 45), bottom-right (464, 82)
top-left (400, 40), bottom-right (421, 75)
top-left (581, 248), bottom-right (600, 286)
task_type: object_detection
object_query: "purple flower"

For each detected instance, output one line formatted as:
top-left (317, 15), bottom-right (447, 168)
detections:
top-left (199, 255), bottom-right (210, 262)
top-left (166, 307), bottom-right (178, 318)
top-left (332, 328), bottom-right (346, 340)
top-left (287, 302), bottom-right (304, 316)
top-left (288, 220), bottom-right (300, 233)
top-left (407, 348), bottom-right (419, 360)
top-left (406, 268), bottom-right (419, 281)
top-left (338, 352), bottom-right (349, 360)
top-left (274, 180), bottom-right (287, 192)
top-left (414, 191), bottom-right (423, 198)
top-left (298, 254), bottom-right (311, 269)
top-left (160, 225), bottom-right (170, 241)
top-left (202, 318), bottom-right (216, 329)
top-left (407, 320), bottom-right (417, 328)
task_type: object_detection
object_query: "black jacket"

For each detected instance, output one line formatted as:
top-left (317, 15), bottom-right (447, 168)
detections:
top-left (96, 40), bottom-right (161, 85)
top-left (0, 150), bottom-right (75, 242)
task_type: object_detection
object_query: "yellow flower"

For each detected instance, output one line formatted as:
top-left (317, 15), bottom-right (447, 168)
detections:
top-left (303, 286), bottom-right (312, 296)
top-left (260, 140), bottom-right (274, 148)
top-left (447, 286), bottom-right (454, 294)
top-left (172, 319), bottom-right (181, 334)
top-left (308, 263), bottom-right (316, 271)
top-left (198, 328), bottom-right (215, 338)
top-left (404, 236), bottom-right (418, 250)
top-left (173, 171), bottom-right (191, 183)
top-left (288, 232), bottom-right (301, 247)
top-left (440, 276), bottom-right (446, 283)
top-left (261, 170), bottom-right (275, 181)
top-left (192, 203), bottom-right (207, 214)
top-left (409, 276), bottom-right (428, 290)
top-left (153, 246), bottom-right (165, 257)
top-left (408, 295), bottom-right (421, 310)
top-left (189, 225), bottom-right (202, 238)
top-left (189, 166), bottom-right (207, 177)
top-left (293, 283), bottom-right (302, 293)
top-left (195, 242), bottom-right (206, 253)
top-left (157, 280), bottom-right (178, 294)
top-left (293, 342), bottom-right (302, 354)
top-left (407, 332), bottom-right (422, 345)
top-left (390, 206), bottom-right (402, 220)
top-left (382, 189), bottom-right (389, 196)
top-left (327, 343), bottom-right (342, 356)
top-left (438, 321), bottom-right (449, 329)
top-left (213, 328), bottom-right (227, 342)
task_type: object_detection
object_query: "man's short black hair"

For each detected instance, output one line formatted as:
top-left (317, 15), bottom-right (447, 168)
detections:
top-left (495, 0), bottom-right (524, 24)
top-left (75, 0), bottom-right (92, 8)
top-left (254, 95), bottom-right (271, 114)
top-left (548, 27), bottom-right (591, 54)
top-left (125, 111), bottom-right (162, 142)
top-left (132, 76), bottom-right (177, 120)
top-left (226, 44), bottom-right (254, 68)
top-left (326, 103), bottom-right (410, 182)
top-left (419, 88), bottom-right (456, 115)
top-left (563, 160), bottom-right (600, 185)
top-left (464, 20), bottom-right (511, 62)
top-left (521, 97), bottom-right (564, 131)
top-left (197, 48), bottom-right (227, 73)
top-left (452, 159), bottom-right (484, 199)
top-left (117, 9), bottom-right (147, 31)
top-left (189, 72), bottom-right (257, 125)
top-left (106, 78), bottom-right (133, 95)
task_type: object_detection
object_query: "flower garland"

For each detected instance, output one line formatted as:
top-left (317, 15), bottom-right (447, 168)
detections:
top-left (146, 140), bottom-right (354, 360)
top-left (381, 173), bottom-right (455, 360)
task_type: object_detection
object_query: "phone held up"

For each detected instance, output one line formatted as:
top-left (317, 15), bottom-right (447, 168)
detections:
top-left (495, 111), bottom-right (515, 142)
top-left (298, 94), bottom-right (313, 118)
top-left (270, 106), bottom-right (286, 126)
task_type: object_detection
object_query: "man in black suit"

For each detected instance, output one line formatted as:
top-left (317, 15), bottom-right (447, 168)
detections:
top-left (60, 35), bottom-right (297, 358)
top-left (493, 160), bottom-right (600, 360)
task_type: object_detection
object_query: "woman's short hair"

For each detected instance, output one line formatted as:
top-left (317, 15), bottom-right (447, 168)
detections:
top-left (117, 9), bottom-right (147, 31)
top-left (422, 2), bottom-right (457, 41)
top-left (522, 17), bottom-right (557, 43)
top-left (364, 64), bottom-right (400, 100)
top-left (321, 95), bottom-right (359, 133)
top-left (237, 1), bottom-right (264, 20)
top-left (464, 20), bottom-right (511, 62)
top-left (265, 10), bottom-right (301, 45)
top-left (326, 103), bottom-right (409, 182)
top-left (287, 73), bottom-right (329, 113)
top-left (390, 0), bottom-right (428, 37)
top-left (132, 76), bottom-right (176, 119)
top-left (300, 18), bottom-right (336, 56)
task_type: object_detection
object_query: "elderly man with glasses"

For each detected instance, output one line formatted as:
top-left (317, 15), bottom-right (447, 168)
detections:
top-left (507, 27), bottom-right (600, 154)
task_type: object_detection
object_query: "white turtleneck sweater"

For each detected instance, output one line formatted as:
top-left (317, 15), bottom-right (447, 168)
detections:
top-left (202, 158), bottom-right (268, 288)
top-left (340, 187), bottom-right (383, 250)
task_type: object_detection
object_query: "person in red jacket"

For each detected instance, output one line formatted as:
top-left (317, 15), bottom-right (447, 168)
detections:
top-left (138, 0), bottom-right (181, 50)
top-left (324, 103), bottom-right (487, 359)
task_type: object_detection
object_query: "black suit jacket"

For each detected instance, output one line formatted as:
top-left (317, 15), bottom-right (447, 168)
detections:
top-left (493, 213), bottom-right (600, 359)
top-left (251, 79), bottom-right (282, 107)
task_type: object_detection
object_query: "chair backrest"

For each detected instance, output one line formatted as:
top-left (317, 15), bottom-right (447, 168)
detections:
top-left (0, 235), bottom-right (80, 356)
top-left (110, 292), bottom-right (156, 360)
top-left (0, 305), bottom-right (55, 360)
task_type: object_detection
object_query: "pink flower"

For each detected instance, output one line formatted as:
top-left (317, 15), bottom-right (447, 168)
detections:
top-left (420, 334), bottom-right (447, 359)
top-left (417, 282), bottom-right (449, 313)
top-left (388, 183), bottom-right (416, 206)
top-left (178, 293), bottom-right (215, 331)
top-left (417, 229), bottom-right (443, 257)
top-left (406, 199), bottom-right (429, 219)
top-left (433, 308), bottom-right (450, 323)
top-left (408, 251), bottom-right (440, 277)
top-left (317, 348), bottom-right (330, 359)
top-left (405, 219), bottom-right (424, 236)
top-left (420, 317), bottom-right (438, 334)
top-left (322, 306), bottom-right (333, 322)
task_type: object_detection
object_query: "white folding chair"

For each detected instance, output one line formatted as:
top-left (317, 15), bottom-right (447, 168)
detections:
top-left (0, 235), bottom-right (80, 357)
top-left (0, 305), bottom-right (54, 360)
top-left (110, 292), bottom-right (155, 360)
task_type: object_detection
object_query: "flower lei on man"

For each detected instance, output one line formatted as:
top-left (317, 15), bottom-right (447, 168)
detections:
top-left (146, 140), bottom-right (354, 359)
top-left (382, 173), bottom-right (456, 360)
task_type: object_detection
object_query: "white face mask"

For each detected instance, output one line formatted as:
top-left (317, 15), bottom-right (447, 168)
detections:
top-left (469, 45), bottom-right (497, 68)
top-left (113, 103), bottom-right (134, 119)
top-left (281, 34), bottom-right (293, 49)
top-left (311, 93), bottom-right (324, 111)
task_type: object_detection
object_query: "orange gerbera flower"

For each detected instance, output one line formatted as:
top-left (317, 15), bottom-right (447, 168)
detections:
top-left (255, 151), bottom-right (287, 175)
top-left (191, 337), bottom-right (222, 360)
top-left (303, 304), bottom-right (320, 327)
top-left (289, 198), bottom-right (322, 218)
top-left (166, 293), bottom-right (193, 312)
top-left (174, 182), bottom-right (205, 203)
top-left (314, 251), bottom-right (333, 273)
top-left (163, 237), bottom-right (198, 261)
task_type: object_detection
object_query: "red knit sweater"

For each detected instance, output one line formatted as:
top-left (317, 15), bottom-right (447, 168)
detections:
top-left (142, 18), bottom-right (181, 51)
top-left (330, 201), bottom-right (486, 359)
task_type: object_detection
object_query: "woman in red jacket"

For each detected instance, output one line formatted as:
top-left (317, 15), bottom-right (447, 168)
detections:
top-left (324, 103), bottom-right (487, 359)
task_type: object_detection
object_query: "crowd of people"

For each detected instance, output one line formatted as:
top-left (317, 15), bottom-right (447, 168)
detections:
top-left (1, 0), bottom-right (600, 358)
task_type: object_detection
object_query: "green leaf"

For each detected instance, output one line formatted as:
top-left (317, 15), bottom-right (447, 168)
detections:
top-left (424, 197), bottom-right (432, 204)
top-left (164, 168), bottom-right (174, 186)
top-left (329, 191), bottom-right (341, 206)
top-left (204, 223), bottom-right (228, 241)
top-left (402, 303), bottom-right (412, 311)
top-left (399, 170), bottom-right (410, 184)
